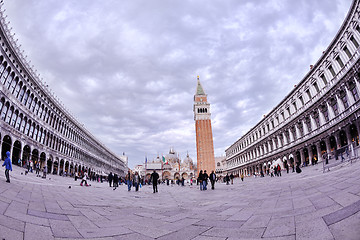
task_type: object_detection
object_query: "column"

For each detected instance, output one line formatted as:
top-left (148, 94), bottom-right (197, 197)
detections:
top-left (295, 124), bottom-right (301, 139)
top-left (318, 108), bottom-right (326, 126)
top-left (282, 132), bottom-right (288, 145)
top-left (272, 138), bottom-right (276, 150)
top-left (355, 77), bottom-right (360, 96)
top-left (346, 127), bottom-right (352, 147)
top-left (335, 94), bottom-right (345, 113)
top-left (308, 146), bottom-right (314, 165)
top-left (310, 114), bottom-right (317, 131)
top-left (50, 159), bottom-right (54, 174)
top-left (302, 119), bottom-right (309, 135)
top-left (300, 149), bottom-right (305, 166)
top-left (289, 128), bottom-right (294, 142)
top-left (345, 85), bottom-right (355, 105)
top-left (277, 135), bottom-right (282, 148)
top-left (326, 138), bottom-right (332, 154)
top-left (316, 142), bottom-right (322, 163)
top-left (326, 102), bottom-right (335, 120)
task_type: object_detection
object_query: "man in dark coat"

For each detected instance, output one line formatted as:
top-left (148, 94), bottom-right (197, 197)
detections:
top-left (151, 170), bottom-right (159, 193)
top-left (108, 172), bottom-right (113, 187)
top-left (209, 170), bottom-right (216, 190)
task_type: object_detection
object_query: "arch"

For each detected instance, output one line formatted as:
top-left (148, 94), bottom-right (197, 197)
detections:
top-left (31, 149), bottom-right (39, 165)
top-left (339, 130), bottom-right (348, 147)
top-left (1, 135), bottom-right (12, 160)
top-left (349, 124), bottom-right (359, 145)
top-left (47, 155), bottom-right (53, 174)
top-left (64, 161), bottom-right (69, 175)
top-left (12, 140), bottom-right (22, 165)
top-left (59, 159), bottom-right (65, 176)
top-left (181, 172), bottom-right (188, 179)
top-left (40, 152), bottom-right (46, 169)
top-left (174, 172), bottom-right (180, 180)
top-left (22, 145), bottom-right (31, 166)
top-left (53, 160), bottom-right (59, 175)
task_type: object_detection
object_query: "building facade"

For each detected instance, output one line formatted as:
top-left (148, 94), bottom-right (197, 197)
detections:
top-left (0, 5), bottom-right (127, 177)
top-left (225, 0), bottom-right (360, 176)
top-left (194, 76), bottom-right (215, 174)
top-left (142, 148), bottom-right (196, 180)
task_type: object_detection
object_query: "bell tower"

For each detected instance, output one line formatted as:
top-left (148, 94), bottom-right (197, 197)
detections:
top-left (193, 76), bottom-right (215, 175)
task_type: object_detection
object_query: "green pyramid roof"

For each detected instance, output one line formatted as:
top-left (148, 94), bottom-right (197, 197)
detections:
top-left (196, 76), bottom-right (206, 95)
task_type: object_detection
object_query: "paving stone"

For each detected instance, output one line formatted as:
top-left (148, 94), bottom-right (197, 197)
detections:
top-left (241, 215), bottom-right (271, 228)
top-left (24, 223), bottom-right (54, 240)
top-left (113, 232), bottom-right (154, 240)
top-left (201, 226), bottom-right (265, 238)
top-left (0, 213), bottom-right (25, 232)
top-left (157, 225), bottom-right (210, 240)
top-left (49, 219), bottom-right (82, 238)
top-left (0, 224), bottom-right (24, 240)
top-left (262, 216), bottom-right (295, 238)
top-left (295, 218), bottom-right (333, 240)
top-left (329, 210), bottom-right (360, 240)
top-left (78, 226), bottom-right (133, 238)
top-left (28, 209), bottom-right (69, 221)
top-left (322, 199), bottom-right (360, 225)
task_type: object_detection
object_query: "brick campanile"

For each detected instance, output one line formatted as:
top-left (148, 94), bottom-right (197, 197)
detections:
top-left (194, 76), bottom-right (215, 175)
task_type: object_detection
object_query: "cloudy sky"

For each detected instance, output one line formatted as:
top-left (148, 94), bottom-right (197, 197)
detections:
top-left (3, 0), bottom-right (352, 168)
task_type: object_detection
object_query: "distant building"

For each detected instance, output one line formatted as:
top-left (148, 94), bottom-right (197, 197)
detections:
top-left (142, 148), bottom-right (197, 180)
top-left (215, 156), bottom-right (226, 177)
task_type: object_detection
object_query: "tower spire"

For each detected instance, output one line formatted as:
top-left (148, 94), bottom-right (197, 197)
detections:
top-left (196, 76), bottom-right (206, 95)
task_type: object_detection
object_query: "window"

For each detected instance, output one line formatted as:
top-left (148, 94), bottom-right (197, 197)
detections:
top-left (336, 56), bottom-right (344, 68)
top-left (350, 36), bottom-right (359, 48)
top-left (322, 105), bottom-right (329, 122)
top-left (328, 65), bottom-right (336, 78)
top-left (321, 74), bottom-right (327, 85)
top-left (293, 102), bottom-right (297, 111)
top-left (299, 96), bottom-right (304, 106)
top-left (313, 82), bottom-right (320, 93)
top-left (281, 112), bottom-right (285, 121)
top-left (306, 89), bottom-right (311, 100)
top-left (331, 99), bottom-right (339, 116)
top-left (340, 92), bottom-right (349, 108)
top-left (287, 107), bottom-right (291, 116)
top-left (343, 46), bottom-right (352, 59)
top-left (5, 107), bottom-right (12, 123)
top-left (15, 115), bottom-right (21, 129)
top-left (1, 103), bottom-right (8, 120)
top-left (351, 86), bottom-right (359, 101)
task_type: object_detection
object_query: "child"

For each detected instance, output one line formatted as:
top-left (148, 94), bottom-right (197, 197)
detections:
top-left (2, 151), bottom-right (12, 183)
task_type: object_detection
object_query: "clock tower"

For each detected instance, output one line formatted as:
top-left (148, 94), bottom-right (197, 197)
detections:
top-left (194, 76), bottom-right (215, 175)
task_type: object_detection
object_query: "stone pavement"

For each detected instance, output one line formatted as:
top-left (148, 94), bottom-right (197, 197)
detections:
top-left (0, 160), bottom-right (360, 240)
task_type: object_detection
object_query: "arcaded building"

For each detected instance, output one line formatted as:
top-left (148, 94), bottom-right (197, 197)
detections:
top-left (194, 76), bottom-right (216, 174)
top-left (225, 0), bottom-right (360, 176)
top-left (0, 6), bottom-right (127, 176)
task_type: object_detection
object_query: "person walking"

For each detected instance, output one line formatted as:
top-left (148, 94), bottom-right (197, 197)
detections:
top-left (225, 173), bottom-right (230, 185)
top-left (125, 170), bottom-right (133, 191)
top-left (113, 173), bottom-right (119, 190)
top-left (209, 170), bottom-right (216, 190)
top-left (198, 170), bottom-right (204, 190)
top-left (240, 173), bottom-right (244, 182)
top-left (133, 172), bottom-right (141, 191)
top-left (151, 170), bottom-right (159, 193)
top-left (108, 172), bottom-right (113, 187)
top-left (30, 160), bottom-right (34, 173)
top-left (35, 161), bottom-right (40, 177)
top-left (42, 165), bottom-right (47, 179)
top-left (277, 164), bottom-right (281, 177)
top-left (230, 173), bottom-right (234, 184)
top-left (203, 170), bottom-right (208, 190)
top-left (2, 151), bottom-right (12, 183)
top-left (80, 172), bottom-right (89, 186)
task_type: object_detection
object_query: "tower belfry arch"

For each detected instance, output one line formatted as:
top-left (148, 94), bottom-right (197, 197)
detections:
top-left (193, 76), bottom-right (215, 174)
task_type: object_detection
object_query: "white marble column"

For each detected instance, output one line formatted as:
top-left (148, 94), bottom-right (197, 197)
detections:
top-left (302, 119), bottom-right (309, 135)
top-left (310, 114), bottom-right (317, 131)
top-left (335, 94), bottom-right (345, 113)
top-left (326, 102), bottom-right (335, 120)
top-left (345, 85), bottom-right (355, 105)
top-left (318, 108), bottom-right (326, 126)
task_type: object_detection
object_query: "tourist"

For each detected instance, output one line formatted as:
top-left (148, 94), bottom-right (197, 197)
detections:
top-left (42, 165), bottom-right (47, 179)
top-left (240, 173), bottom-right (244, 182)
top-left (125, 170), bottom-right (132, 191)
top-left (80, 172), bottom-right (89, 186)
top-left (198, 170), bottom-right (203, 190)
top-left (35, 161), bottom-right (40, 177)
top-left (277, 164), bottom-right (281, 177)
top-left (151, 170), bottom-right (159, 193)
top-left (285, 163), bottom-right (289, 173)
top-left (225, 173), bottom-right (230, 185)
top-left (108, 172), bottom-right (113, 187)
top-left (75, 172), bottom-right (78, 181)
top-left (113, 173), bottom-right (119, 190)
top-left (209, 170), bottom-right (216, 190)
top-left (203, 170), bottom-right (208, 190)
top-left (133, 172), bottom-right (141, 191)
top-left (230, 173), bottom-right (234, 184)
top-left (296, 164), bottom-right (302, 174)
top-left (30, 160), bottom-right (34, 173)
top-left (2, 151), bottom-right (12, 183)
